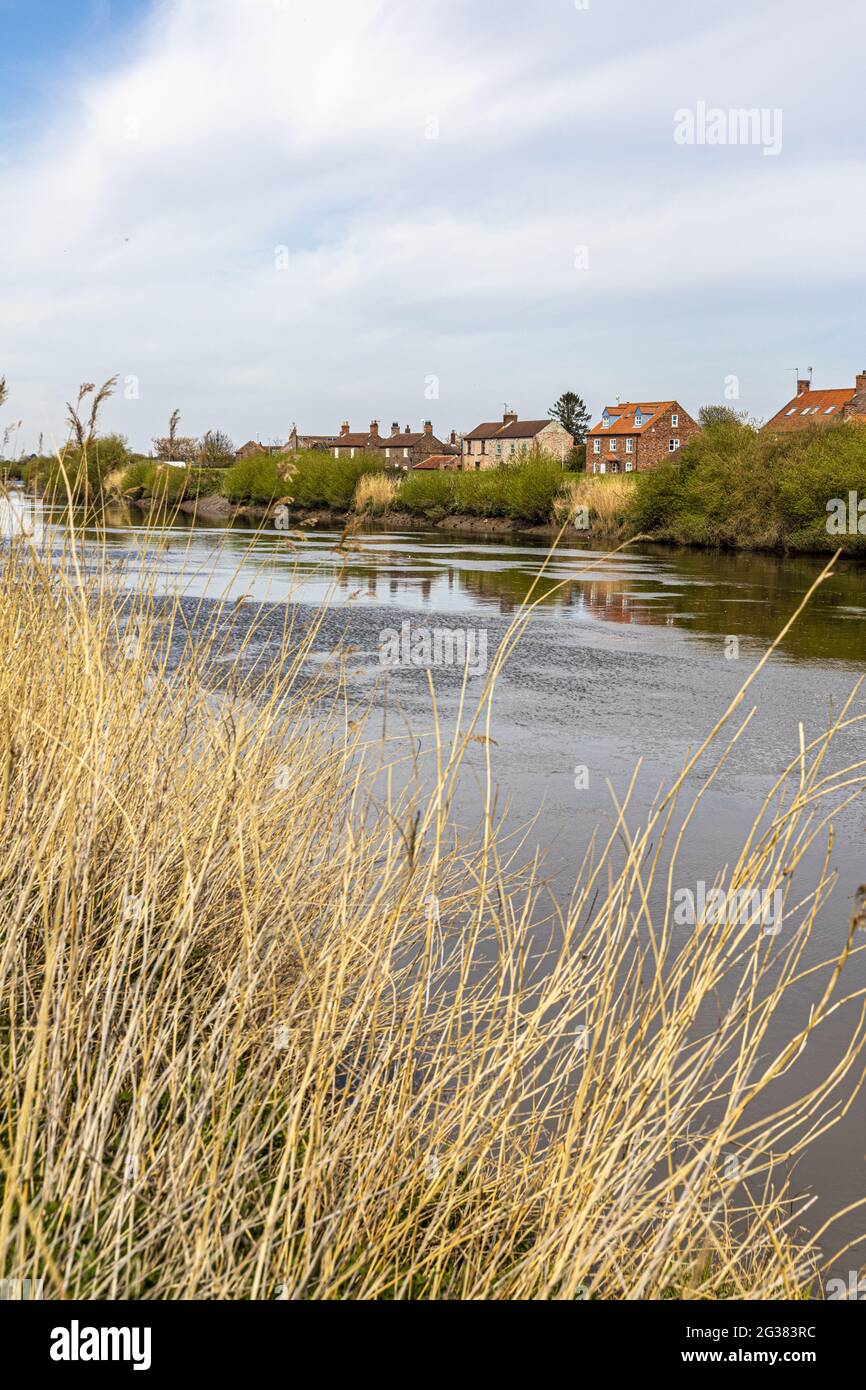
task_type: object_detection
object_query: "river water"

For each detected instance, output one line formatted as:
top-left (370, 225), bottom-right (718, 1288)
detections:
top-left (18, 497), bottom-right (866, 1280)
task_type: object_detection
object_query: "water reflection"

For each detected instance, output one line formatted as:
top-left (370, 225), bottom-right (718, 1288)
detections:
top-left (27, 500), bottom-right (866, 665)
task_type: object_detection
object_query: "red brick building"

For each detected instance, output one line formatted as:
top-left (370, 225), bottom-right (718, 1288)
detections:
top-left (763, 371), bottom-right (866, 432)
top-left (587, 400), bottom-right (700, 474)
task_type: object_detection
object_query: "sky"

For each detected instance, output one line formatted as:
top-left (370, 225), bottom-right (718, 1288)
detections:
top-left (1, 0), bottom-right (865, 454)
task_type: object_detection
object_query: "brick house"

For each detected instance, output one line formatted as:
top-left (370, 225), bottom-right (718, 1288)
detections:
top-left (462, 412), bottom-right (573, 469)
top-left (380, 421), bottom-right (458, 470)
top-left (587, 401), bottom-right (700, 474)
top-left (763, 370), bottom-right (866, 432)
top-left (236, 439), bottom-right (285, 459)
top-left (283, 420), bottom-right (458, 466)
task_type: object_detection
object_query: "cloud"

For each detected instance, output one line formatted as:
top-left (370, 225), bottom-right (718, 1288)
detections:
top-left (1, 0), bottom-right (865, 451)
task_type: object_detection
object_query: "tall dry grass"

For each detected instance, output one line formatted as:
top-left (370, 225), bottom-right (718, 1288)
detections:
top-left (1, 507), bottom-right (865, 1299)
top-left (353, 470), bottom-right (399, 515)
top-left (554, 472), bottom-right (637, 535)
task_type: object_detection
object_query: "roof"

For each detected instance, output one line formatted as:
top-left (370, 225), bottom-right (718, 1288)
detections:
top-left (588, 402), bottom-right (676, 437)
top-left (411, 454), bottom-right (457, 470)
top-left (765, 388), bottom-right (856, 430)
top-left (465, 419), bottom-right (553, 441)
top-left (334, 433), bottom-right (381, 448)
top-left (383, 433), bottom-right (427, 447)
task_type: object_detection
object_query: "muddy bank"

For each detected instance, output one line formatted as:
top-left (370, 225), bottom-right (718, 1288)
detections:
top-left (125, 493), bottom-right (591, 539)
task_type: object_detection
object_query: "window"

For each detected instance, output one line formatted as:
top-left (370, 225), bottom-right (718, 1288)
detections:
top-left (825, 406), bottom-right (836, 415)
top-left (593, 439), bottom-right (601, 455)
top-left (610, 439), bottom-right (618, 451)
top-left (598, 462), bottom-right (606, 474)
top-left (610, 462), bottom-right (620, 473)
top-left (626, 438), bottom-right (634, 453)
top-left (671, 413), bottom-right (679, 428)
top-left (334, 448), bottom-right (339, 458)
top-left (625, 460), bottom-right (634, 472)
top-left (669, 438), bottom-right (681, 452)
top-left (351, 447), bottom-right (356, 458)
top-left (403, 448), bottom-right (408, 458)
top-left (602, 415), bottom-right (610, 429)
top-left (495, 443), bottom-right (502, 456)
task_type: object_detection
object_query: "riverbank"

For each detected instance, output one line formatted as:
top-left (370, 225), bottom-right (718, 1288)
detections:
top-left (17, 413), bottom-right (866, 554)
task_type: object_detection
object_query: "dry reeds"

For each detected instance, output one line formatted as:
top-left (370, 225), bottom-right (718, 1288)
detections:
top-left (554, 472), bottom-right (636, 534)
top-left (354, 470), bottom-right (399, 515)
top-left (0, 512), bottom-right (865, 1299)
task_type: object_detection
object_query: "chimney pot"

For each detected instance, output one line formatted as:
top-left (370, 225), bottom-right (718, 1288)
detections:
top-left (391, 420), bottom-right (400, 435)
top-left (423, 420), bottom-right (433, 436)
top-left (404, 424), bottom-right (411, 434)
top-left (369, 420), bottom-right (379, 437)
top-left (340, 421), bottom-right (350, 437)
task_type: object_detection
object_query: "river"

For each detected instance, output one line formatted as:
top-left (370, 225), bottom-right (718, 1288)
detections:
top-left (16, 496), bottom-right (866, 1280)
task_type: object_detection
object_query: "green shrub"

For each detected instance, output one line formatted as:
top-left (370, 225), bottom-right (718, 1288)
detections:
top-left (288, 451), bottom-right (382, 509)
top-left (629, 420), bottom-right (866, 553)
top-left (120, 462), bottom-right (225, 504)
top-left (27, 434), bottom-right (132, 500)
top-left (220, 454), bottom-right (282, 504)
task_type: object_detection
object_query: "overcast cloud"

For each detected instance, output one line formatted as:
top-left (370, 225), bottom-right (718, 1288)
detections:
top-left (1, 0), bottom-right (865, 451)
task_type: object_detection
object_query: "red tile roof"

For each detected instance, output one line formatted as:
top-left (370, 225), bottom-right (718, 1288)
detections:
top-left (765, 388), bottom-right (855, 430)
top-left (411, 454), bottom-right (458, 470)
top-left (588, 402), bottom-right (675, 437)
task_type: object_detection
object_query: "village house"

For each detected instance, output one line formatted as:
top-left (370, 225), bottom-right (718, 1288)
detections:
top-left (380, 421), bottom-right (458, 470)
top-left (587, 400), bottom-right (700, 474)
top-left (235, 439), bottom-right (288, 459)
top-left (462, 412), bottom-right (573, 469)
top-left (763, 370), bottom-right (866, 432)
top-left (283, 420), bottom-right (459, 466)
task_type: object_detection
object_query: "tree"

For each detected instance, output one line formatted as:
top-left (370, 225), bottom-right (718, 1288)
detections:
top-left (199, 429), bottom-right (235, 467)
top-left (698, 404), bottom-right (744, 428)
top-left (153, 408), bottom-right (198, 463)
top-left (549, 391), bottom-right (591, 446)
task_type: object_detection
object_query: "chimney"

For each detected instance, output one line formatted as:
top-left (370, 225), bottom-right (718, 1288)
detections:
top-left (449, 429), bottom-right (457, 445)
top-left (340, 421), bottom-right (350, 437)
top-left (369, 420), bottom-right (379, 438)
top-left (391, 420), bottom-right (400, 436)
top-left (404, 424), bottom-right (411, 434)
top-left (503, 410), bottom-right (518, 425)
top-left (423, 420), bottom-right (433, 436)
top-left (796, 370), bottom-right (812, 397)
top-left (856, 370), bottom-right (866, 394)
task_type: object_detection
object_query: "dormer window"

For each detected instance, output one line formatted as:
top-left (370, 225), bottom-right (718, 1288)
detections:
top-left (602, 414), bottom-right (610, 429)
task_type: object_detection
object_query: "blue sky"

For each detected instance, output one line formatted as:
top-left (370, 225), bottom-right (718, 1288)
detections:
top-left (1, 0), bottom-right (865, 453)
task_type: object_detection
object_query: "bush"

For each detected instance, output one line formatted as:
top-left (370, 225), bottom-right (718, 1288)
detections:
top-left (27, 434), bottom-right (132, 500)
top-left (220, 454), bottom-right (282, 504)
top-left (121, 462), bottom-right (225, 505)
top-left (288, 451), bottom-right (382, 510)
top-left (629, 419), bottom-right (866, 553)
top-left (398, 455), bottom-right (564, 524)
